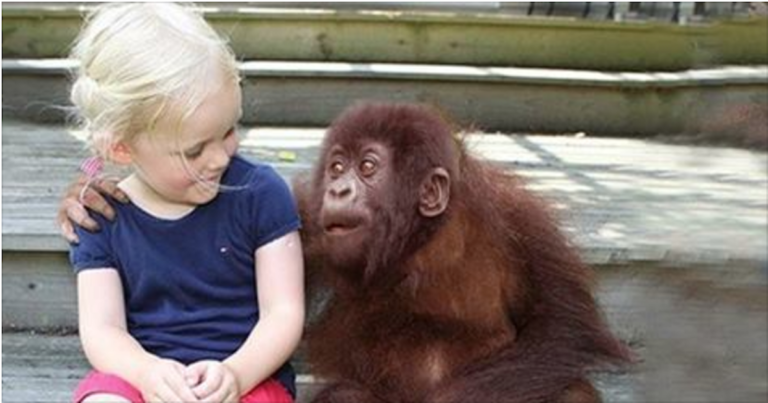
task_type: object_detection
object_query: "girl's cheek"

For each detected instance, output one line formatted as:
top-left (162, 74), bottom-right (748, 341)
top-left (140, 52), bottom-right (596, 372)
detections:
top-left (171, 159), bottom-right (203, 187)
top-left (168, 170), bottom-right (199, 188)
top-left (226, 136), bottom-right (239, 156)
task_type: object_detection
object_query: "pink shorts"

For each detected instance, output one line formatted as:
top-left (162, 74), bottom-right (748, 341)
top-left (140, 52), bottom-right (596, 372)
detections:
top-left (73, 371), bottom-right (293, 403)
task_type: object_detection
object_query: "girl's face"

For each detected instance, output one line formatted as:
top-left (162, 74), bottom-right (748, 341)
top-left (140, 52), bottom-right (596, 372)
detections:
top-left (129, 78), bottom-right (243, 208)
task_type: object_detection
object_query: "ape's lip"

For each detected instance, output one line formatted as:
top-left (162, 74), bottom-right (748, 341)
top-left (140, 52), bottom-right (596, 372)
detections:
top-left (322, 216), bottom-right (365, 236)
top-left (324, 224), bottom-right (361, 236)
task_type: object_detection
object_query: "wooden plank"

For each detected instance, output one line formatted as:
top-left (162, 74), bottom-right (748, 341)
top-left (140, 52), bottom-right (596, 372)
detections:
top-left (6, 61), bottom-right (768, 136)
top-left (4, 263), bottom-right (766, 402)
top-left (0, 332), bottom-right (324, 403)
top-left (3, 120), bottom-right (767, 263)
top-left (2, 252), bottom-right (78, 330)
top-left (3, 7), bottom-right (767, 69)
top-left (596, 265), bottom-right (768, 402)
top-left (0, 332), bottom-right (634, 403)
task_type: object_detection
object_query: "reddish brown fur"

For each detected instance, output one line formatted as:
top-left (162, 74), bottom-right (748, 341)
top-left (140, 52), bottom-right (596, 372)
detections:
top-left (295, 102), bottom-right (633, 403)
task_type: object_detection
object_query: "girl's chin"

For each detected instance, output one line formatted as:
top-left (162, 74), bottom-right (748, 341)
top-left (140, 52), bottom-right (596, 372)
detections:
top-left (196, 184), bottom-right (222, 201)
top-left (190, 189), bottom-right (217, 203)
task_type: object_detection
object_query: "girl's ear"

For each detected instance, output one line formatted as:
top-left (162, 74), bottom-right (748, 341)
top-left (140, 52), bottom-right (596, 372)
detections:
top-left (110, 141), bottom-right (133, 165)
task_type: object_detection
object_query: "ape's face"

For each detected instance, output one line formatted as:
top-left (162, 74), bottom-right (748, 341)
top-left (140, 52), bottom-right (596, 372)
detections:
top-left (318, 141), bottom-right (394, 271)
top-left (310, 103), bottom-right (455, 287)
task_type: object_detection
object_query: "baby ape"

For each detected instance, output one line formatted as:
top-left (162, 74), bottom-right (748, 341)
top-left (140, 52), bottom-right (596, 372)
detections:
top-left (296, 102), bottom-right (632, 403)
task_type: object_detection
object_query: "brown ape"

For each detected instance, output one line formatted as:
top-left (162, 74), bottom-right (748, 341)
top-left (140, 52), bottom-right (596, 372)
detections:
top-left (294, 102), bottom-right (633, 403)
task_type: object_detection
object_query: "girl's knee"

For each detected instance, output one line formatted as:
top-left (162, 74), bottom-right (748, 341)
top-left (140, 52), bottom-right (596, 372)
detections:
top-left (80, 393), bottom-right (132, 403)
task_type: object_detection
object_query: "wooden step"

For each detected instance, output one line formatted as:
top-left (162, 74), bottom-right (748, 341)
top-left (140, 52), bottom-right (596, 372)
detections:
top-left (2, 332), bottom-right (644, 403)
top-left (3, 58), bottom-right (768, 139)
top-left (3, 3), bottom-right (766, 69)
top-left (0, 332), bottom-right (324, 403)
top-left (3, 119), bottom-right (767, 330)
top-left (4, 262), bottom-right (767, 402)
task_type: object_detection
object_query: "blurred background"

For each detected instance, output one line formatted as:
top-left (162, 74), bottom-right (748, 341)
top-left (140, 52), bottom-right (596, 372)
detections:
top-left (3, 2), bottom-right (767, 402)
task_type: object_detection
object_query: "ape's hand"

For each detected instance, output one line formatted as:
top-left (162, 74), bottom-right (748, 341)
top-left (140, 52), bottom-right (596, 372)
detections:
top-left (57, 173), bottom-right (129, 243)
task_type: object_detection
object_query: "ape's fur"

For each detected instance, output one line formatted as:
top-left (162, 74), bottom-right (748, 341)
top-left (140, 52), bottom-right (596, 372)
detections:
top-left (295, 102), bottom-right (633, 403)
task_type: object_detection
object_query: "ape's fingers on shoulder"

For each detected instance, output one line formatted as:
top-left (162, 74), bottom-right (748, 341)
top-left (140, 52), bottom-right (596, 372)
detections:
top-left (94, 176), bottom-right (130, 203)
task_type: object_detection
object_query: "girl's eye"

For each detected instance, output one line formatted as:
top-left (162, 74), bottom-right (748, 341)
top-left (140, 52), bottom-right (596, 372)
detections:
top-left (330, 161), bottom-right (344, 175)
top-left (224, 127), bottom-right (236, 139)
top-left (360, 159), bottom-right (376, 176)
top-left (184, 147), bottom-right (204, 160)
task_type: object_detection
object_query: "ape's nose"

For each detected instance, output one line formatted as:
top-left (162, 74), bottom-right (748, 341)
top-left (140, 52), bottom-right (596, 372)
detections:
top-left (327, 177), bottom-right (355, 200)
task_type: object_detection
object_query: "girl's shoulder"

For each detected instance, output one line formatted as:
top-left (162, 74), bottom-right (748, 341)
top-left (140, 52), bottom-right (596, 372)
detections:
top-left (225, 154), bottom-right (289, 195)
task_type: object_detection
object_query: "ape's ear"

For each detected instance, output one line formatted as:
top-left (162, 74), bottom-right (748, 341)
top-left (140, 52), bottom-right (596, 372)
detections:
top-left (419, 167), bottom-right (450, 217)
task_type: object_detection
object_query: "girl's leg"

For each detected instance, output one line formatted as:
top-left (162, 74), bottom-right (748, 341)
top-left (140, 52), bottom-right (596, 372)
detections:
top-left (240, 378), bottom-right (293, 403)
top-left (309, 382), bottom-right (386, 403)
top-left (73, 371), bottom-right (144, 403)
top-left (81, 394), bottom-right (131, 403)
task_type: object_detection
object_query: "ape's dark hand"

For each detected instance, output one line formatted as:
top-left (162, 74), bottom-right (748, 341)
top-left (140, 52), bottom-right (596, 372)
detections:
top-left (57, 174), bottom-right (129, 243)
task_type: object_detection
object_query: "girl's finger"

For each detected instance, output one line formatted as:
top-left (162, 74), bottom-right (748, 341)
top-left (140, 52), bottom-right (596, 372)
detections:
top-left (167, 372), bottom-right (201, 402)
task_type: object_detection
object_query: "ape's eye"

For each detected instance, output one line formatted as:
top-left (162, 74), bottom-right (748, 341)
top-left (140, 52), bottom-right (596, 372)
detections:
top-left (330, 161), bottom-right (344, 175)
top-left (360, 159), bottom-right (376, 176)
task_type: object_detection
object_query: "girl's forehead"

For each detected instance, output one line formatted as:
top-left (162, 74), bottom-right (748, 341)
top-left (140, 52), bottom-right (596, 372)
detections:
top-left (189, 80), bottom-right (241, 126)
top-left (152, 80), bottom-right (242, 144)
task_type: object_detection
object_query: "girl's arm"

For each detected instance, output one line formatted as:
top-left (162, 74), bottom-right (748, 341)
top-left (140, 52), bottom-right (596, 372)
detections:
top-left (77, 269), bottom-right (199, 402)
top-left (224, 230), bottom-right (306, 392)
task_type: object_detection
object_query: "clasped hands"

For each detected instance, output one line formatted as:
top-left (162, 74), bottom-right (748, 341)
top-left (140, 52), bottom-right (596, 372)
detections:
top-left (140, 358), bottom-right (240, 403)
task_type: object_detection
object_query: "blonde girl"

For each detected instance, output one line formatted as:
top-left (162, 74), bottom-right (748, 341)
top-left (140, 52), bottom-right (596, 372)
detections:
top-left (68, 3), bottom-right (304, 402)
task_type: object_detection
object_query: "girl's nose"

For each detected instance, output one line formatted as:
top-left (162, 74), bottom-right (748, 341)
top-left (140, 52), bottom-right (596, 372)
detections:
top-left (208, 142), bottom-right (231, 171)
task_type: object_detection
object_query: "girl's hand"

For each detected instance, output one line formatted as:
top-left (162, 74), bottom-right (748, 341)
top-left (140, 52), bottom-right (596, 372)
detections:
top-left (138, 358), bottom-right (200, 402)
top-left (186, 360), bottom-right (240, 403)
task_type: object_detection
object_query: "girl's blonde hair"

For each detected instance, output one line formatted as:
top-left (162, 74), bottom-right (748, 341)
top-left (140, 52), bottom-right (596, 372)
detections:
top-left (70, 2), bottom-right (240, 160)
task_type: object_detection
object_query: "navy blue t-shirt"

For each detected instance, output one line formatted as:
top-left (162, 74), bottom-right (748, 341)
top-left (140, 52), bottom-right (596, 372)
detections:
top-left (69, 155), bottom-right (301, 396)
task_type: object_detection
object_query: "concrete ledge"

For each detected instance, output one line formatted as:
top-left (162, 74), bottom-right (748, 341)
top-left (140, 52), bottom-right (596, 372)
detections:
top-left (5, 59), bottom-right (768, 87)
top-left (2, 4), bottom-right (767, 70)
top-left (3, 59), bottom-right (767, 137)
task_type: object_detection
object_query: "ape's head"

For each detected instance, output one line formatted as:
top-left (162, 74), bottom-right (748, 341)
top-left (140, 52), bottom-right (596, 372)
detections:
top-left (309, 102), bottom-right (460, 287)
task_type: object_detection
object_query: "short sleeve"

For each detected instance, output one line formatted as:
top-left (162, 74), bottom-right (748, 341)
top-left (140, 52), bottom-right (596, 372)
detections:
top-left (250, 165), bottom-right (302, 249)
top-left (69, 215), bottom-right (118, 272)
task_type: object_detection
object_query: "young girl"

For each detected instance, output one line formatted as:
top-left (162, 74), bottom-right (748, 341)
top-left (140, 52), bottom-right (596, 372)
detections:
top-left (67, 4), bottom-right (304, 403)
